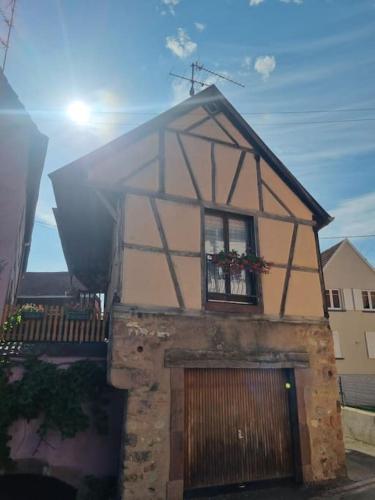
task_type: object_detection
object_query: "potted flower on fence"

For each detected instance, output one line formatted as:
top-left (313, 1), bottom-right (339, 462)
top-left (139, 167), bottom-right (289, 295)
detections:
top-left (64, 303), bottom-right (91, 320)
top-left (20, 304), bottom-right (45, 320)
top-left (209, 250), bottom-right (272, 277)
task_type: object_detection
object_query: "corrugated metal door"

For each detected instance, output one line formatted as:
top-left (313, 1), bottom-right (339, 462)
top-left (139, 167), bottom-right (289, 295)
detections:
top-left (184, 368), bottom-right (294, 490)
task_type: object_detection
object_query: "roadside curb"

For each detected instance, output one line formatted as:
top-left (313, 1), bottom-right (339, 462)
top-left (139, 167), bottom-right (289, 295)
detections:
top-left (312, 477), bottom-right (375, 498)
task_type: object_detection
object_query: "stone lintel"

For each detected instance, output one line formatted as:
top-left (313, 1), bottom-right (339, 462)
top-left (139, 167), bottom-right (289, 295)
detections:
top-left (164, 349), bottom-right (309, 369)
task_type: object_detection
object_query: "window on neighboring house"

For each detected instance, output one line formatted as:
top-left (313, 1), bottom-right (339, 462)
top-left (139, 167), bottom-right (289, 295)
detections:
top-left (205, 211), bottom-right (257, 304)
top-left (365, 332), bottom-right (375, 359)
top-left (362, 291), bottom-right (375, 311)
top-left (332, 331), bottom-right (343, 359)
top-left (325, 289), bottom-right (342, 310)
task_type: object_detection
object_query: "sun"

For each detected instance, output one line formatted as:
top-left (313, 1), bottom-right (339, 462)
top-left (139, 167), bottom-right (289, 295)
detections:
top-left (67, 101), bottom-right (91, 125)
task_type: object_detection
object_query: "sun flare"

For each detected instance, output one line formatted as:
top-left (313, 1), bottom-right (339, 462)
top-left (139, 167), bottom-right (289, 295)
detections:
top-left (67, 101), bottom-right (91, 125)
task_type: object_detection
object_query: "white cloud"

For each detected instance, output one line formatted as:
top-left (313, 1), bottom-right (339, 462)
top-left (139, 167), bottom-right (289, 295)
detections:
top-left (166, 28), bottom-right (197, 58)
top-left (254, 55), bottom-right (276, 80)
top-left (241, 56), bottom-right (252, 71)
top-left (194, 22), bottom-right (206, 32)
top-left (321, 191), bottom-right (375, 240)
top-left (161, 0), bottom-right (180, 15)
top-left (35, 205), bottom-right (57, 228)
top-left (280, 0), bottom-right (303, 4)
top-left (249, 0), bottom-right (303, 5)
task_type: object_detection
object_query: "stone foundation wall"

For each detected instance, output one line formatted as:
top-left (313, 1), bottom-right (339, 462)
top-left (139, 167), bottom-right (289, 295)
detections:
top-left (109, 306), bottom-right (346, 500)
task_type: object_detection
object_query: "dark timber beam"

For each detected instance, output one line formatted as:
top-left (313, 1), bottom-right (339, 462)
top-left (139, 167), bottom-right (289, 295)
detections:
top-left (262, 180), bottom-right (294, 217)
top-left (227, 150), bottom-right (246, 205)
top-left (150, 197), bottom-right (185, 308)
top-left (255, 154), bottom-right (264, 212)
top-left (280, 223), bottom-right (299, 317)
top-left (184, 114), bottom-right (212, 133)
top-left (203, 106), bottom-right (239, 146)
top-left (176, 132), bottom-right (202, 200)
top-left (119, 155), bottom-right (159, 185)
top-left (211, 142), bottom-right (216, 203)
top-left (272, 263), bottom-right (319, 274)
top-left (119, 187), bottom-right (316, 226)
top-left (313, 225), bottom-right (330, 319)
top-left (167, 127), bottom-right (254, 154)
top-left (123, 242), bottom-right (200, 258)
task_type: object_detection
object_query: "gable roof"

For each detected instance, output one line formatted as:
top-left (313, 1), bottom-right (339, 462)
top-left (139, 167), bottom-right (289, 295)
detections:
top-left (321, 239), bottom-right (374, 271)
top-left (321, 241), bottom-right (343, 268)
top-left (50, 86), bottom-right (332, 288)
top-left (50, 85), bottom-right (331, 230)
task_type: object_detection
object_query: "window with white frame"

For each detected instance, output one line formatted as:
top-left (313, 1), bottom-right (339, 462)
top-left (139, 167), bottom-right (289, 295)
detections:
top-left (362, 291), bottom-right (375, 311)
top-left (332, 331), bottom-right (343, 359)
top-left (325, 289), bottom-right (342, 310)
top-left (365, 332), bottom-right (375, 359)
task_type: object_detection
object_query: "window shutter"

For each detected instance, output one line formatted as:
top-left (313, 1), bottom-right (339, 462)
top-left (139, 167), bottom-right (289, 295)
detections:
top-left (332, 331), bottom-right (343, 359)
top-left (353, 289), bottom-right (363, 310)
top-left (365, 332), bottom-right (375, 359)
top-left (342, 289), bottom-right (354, 310)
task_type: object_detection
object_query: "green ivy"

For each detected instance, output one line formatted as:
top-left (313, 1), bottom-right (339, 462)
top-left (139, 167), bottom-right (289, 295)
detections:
top-left (0, 309), bottom-right (23, 336)
top-left (0, 357), bottom-right (108, 471)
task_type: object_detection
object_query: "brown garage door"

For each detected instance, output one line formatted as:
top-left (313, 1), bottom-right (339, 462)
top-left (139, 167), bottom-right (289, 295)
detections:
top-left (184, 368), bottom-right (295, 490)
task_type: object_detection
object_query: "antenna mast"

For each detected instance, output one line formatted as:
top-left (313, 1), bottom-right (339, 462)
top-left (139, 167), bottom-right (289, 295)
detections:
top-left (169, 61), bottom-right (245, 96)
top-left (1, 0), bottom-right (16, 71)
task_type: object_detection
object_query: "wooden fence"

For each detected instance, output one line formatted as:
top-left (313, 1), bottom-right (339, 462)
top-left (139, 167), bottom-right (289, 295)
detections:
top-left (1, 305), bottom-right (108, 343)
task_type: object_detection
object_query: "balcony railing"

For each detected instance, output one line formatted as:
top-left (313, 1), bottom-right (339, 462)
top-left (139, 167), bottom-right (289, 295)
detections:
top-left (1, 305), bottom-right (108, 343)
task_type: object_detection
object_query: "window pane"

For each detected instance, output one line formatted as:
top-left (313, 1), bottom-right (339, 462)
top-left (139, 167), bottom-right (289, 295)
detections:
top-left (332, 290), bottom-right (340, 308)
top-left (370, 291), bottom-right (375, 309)
top-left (228, 218), bottom-right (248, 254)
top-left (325, 290), bottom-right (331, 309)
top-left (207, 260), bottom-right (226, 294)
top-left (362, 291), bottom-right (370, 309)
top-left (205, 215), bottom-right (225, 294)
top-left (230, 270), bottom-right (248, 296)
top-left (229, 219), bottom-right (249, 296)
top-left (205, 215), bottom-right (224, 254)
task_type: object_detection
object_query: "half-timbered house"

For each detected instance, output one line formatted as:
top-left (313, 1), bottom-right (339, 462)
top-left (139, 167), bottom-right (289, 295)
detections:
top-left (50, 86), bottom-right (346, 500)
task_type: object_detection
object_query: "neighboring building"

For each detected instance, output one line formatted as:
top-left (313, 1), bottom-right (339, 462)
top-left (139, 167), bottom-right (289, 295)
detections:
top-left (0, 70), bottom-right (48, 319)
top-left (322, 239), bottom-right (375, 407)
top-left (51, 86), bottom-right (346, 499)
top-left (17, 271), bottom-right (86, 305)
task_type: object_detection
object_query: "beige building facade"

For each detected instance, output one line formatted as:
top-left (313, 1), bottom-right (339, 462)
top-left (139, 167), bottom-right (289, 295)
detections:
top-left (52, 86), bottom-right (346, 500)
top-left (322, 239), bottom-right (375, 375)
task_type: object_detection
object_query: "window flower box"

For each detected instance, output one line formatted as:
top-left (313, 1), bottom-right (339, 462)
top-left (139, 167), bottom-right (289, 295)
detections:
top-left (22, 311), bottom-right (45, 320)
top-left (20, 304), bottom-right (45, 320)
top-left (65, 310), bottom-right (91, 320)
top-left (210, 250), bottom-right (272, 276)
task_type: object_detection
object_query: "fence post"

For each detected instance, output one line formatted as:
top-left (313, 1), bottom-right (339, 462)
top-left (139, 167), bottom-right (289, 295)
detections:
top-left (338, 376), bottom-right (345, 406)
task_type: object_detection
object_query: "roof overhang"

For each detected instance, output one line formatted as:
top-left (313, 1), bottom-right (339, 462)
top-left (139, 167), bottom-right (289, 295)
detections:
top-left (50, 165), bottom-right (117, 291)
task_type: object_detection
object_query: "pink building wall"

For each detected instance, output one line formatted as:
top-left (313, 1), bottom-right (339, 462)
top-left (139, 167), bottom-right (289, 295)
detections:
top-left (0, 70), bottom-right (48, 319)
top-left (7, 355), bottom-right (123, 488)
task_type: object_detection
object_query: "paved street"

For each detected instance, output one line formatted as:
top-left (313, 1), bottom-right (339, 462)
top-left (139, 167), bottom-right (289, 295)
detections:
top-left (188, 450), bottom-right (375, 500)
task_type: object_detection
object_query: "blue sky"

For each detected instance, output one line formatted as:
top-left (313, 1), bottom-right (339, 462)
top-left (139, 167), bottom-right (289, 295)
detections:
top-left (2, 0), bottom-right (375, 270)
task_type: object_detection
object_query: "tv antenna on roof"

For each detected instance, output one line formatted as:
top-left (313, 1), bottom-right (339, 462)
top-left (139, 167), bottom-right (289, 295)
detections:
top-left (170, 61), bottom-right (245, 97)
top-left (0, 0), bottom-right (17, 71)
